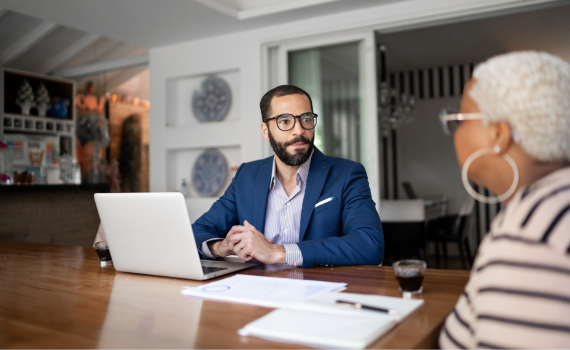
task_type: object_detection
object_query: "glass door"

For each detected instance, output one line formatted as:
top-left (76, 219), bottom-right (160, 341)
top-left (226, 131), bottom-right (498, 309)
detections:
top-left (265, 32), bottom-right (380, 209)
top-left (289, 42), bottom-right (361, 162)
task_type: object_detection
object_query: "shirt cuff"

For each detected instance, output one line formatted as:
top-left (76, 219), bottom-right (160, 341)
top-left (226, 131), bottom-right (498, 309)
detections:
top-left (283, 244), bottom-right (303, 267)
top-left (200, 238), bottom-right (223, 258)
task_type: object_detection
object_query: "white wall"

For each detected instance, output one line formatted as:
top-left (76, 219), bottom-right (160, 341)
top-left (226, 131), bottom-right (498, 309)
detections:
top-left (149, 30), bottom-right (263, 220)
top-left (398, 97), bottom-right (468, 211)
top-left (149, 0), bottom-right (557, 221)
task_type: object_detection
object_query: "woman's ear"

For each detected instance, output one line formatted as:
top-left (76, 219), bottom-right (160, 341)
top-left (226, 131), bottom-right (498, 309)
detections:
top-left (491, 121), bottom-right (513, 155)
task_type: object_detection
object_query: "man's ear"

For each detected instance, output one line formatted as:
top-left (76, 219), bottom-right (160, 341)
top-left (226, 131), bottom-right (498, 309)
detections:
top-left (261, 122), bottom-right (270, 141)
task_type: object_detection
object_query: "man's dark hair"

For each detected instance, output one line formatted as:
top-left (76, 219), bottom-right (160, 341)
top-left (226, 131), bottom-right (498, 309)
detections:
top-left (260, 85), bottom-right (313, 122)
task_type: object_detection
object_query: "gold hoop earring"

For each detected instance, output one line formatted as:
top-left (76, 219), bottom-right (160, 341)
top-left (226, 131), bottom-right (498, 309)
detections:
top-left (461, 148), bottom-right (519, 204)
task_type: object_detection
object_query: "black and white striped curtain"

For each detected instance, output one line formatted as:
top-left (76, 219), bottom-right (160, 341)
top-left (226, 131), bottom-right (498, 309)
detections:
top-left (384, 63), bottom-right (502, 249)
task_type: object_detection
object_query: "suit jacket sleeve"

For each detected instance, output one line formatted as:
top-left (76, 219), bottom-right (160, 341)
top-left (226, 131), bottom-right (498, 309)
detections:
top-left (191, 164), bottom-right (243, 249)
top-left (297, 163), bottom-right (384, 267)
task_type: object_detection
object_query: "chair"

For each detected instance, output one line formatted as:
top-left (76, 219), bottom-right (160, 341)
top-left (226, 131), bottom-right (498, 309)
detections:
top-left (380, 199), bottom-right (426, 266)
top-left (426, 198), bottom-right (474, 269)
top-left (401, 181), bottom-right (417, 199)
top-left (402, 181), bottom-right (448, 216)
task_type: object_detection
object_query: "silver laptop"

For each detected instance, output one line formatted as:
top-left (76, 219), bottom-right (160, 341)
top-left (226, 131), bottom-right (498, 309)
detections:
top-left (94, 192), bottom-right (255, 280)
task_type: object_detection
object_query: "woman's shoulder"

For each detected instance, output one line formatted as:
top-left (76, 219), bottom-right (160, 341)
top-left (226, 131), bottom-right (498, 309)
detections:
top-left (491, 166), bottom-right (570, 255)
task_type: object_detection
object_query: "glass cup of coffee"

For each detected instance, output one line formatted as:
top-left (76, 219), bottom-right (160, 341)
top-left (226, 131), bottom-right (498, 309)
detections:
top-left (393, 259), bottom-right (427, 297)
top-left (94, 241), bottom-right (113, 267)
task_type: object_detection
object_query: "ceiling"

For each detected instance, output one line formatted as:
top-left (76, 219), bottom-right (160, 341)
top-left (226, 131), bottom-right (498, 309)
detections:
top-left (0, 0), bottom-right (398, 48)
top-left (1, 0), bottom-right (568, 94)
top-left (0, 0), bottom-right (395, 95)
top-left (377, 2), bottom-right (570, 72)
top-left (195, 0), bottom-right (343, 20)
top-left (0, 8), bottom-right (147, 92)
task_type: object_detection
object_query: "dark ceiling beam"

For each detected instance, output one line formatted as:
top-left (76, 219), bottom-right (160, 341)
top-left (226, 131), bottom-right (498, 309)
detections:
top-left (0, 8), bottom-right (9, 19)
top-left (36, 33), bottom-right (100, 74)
top-left (0, 20), bottom-right (58, 66)
top-left (53, 53), bottom-right (148, 78)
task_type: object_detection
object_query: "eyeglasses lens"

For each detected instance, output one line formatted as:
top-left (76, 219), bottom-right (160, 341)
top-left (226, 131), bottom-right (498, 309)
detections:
top-left (277, 115), bottom-right (294, 130)
top-left (300, 115), bottom-right (316, 129)
top-left (276, 114), bottom-right (316, 131)
top-left (447, 120), bottom-right (462, 135)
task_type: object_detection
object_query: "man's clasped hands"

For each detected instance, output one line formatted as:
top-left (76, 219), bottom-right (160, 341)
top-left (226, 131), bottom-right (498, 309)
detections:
top-left (207, 220), bottom-right (287, 264)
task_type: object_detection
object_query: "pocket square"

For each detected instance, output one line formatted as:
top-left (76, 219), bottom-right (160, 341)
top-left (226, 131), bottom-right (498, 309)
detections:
top-left (315, 197), bottom-right (333, 208)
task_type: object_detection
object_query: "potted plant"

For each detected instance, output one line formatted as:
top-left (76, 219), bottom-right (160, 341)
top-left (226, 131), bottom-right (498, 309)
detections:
top-left (36, 82), bottom-right (51, 117)
top-left (16, 79), bottom-right (35, 115)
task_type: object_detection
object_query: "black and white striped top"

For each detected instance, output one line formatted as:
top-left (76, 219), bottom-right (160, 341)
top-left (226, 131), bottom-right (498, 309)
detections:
top-left (440, 167), bottom-right (570, 349)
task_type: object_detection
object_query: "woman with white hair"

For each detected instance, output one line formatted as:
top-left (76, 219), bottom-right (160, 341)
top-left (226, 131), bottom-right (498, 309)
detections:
top-left (439, 51), bottom-right (570, 349)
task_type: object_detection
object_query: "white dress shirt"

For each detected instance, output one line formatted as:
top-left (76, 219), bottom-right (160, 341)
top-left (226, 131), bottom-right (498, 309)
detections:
top-left (201, 151), bottom-right (313, 266)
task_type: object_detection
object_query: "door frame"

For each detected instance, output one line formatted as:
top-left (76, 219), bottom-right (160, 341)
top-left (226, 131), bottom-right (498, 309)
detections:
top-left (261, 30), bottom-right (381, 210)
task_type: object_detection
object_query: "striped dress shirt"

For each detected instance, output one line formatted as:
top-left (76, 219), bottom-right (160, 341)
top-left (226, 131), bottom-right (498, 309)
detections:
top-left (201, 151), bottom-right (312, 266)
top-left (263, 151), bottom-right (313, 267)
top-left (440, 167), bottom-right (570, 349)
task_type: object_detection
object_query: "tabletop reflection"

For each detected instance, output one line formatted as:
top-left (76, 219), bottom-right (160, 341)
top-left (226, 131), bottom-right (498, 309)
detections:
top-left (98, 273), bottom-right (203, 348)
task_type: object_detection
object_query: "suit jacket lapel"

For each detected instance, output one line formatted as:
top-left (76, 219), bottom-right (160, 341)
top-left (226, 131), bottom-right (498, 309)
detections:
top-left (253, 156), bottom-right (273, 232)
top-left (299, 148), bottom-right (330, 241)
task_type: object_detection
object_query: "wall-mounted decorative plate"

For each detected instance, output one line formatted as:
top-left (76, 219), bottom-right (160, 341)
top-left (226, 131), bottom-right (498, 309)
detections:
top-left (191, 148), bottom-right (228, 196)
top-left (191, 76), bottom-right (232, 122)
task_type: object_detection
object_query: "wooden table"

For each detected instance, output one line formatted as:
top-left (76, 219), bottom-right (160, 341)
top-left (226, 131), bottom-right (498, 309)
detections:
top-left (0, 242), bottom-right (469, 348)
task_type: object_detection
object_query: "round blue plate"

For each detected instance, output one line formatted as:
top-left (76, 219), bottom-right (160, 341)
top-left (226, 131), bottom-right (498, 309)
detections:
top-left (191, 148), bottom-right (228, 197)
top-left (191, 76), bottom-right (232, 122)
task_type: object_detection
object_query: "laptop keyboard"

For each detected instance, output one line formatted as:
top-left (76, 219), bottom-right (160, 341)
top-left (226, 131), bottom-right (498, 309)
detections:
top-left (202, 266), bottom-right (229, 274)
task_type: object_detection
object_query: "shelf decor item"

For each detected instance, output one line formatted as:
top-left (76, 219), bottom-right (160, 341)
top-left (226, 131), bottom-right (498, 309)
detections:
top-left (75, 82), bottom-right (105, 111)
top-left (77, 115), bottom-right (109, 183)
top-left (191, 76), bottom-right (232, 122)
top-left (48, 97), bottom-right (69, 119)
top-left (0, 142), bottom-right (14, 185)
top-left (191, 148), bottom-right (228, 197)
top-left (35, 83), bottom-right (51, 117)
top-left (16, 79), bottom-right (35, 115)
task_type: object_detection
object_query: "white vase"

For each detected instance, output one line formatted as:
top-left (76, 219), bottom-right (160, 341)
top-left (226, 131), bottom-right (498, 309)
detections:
top-left (19, 101), bottom-right (32, 115)
top-left (37, 104), bottom-right (49, 117)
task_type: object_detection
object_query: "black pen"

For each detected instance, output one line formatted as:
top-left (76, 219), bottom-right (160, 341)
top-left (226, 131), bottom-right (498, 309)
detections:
top-left (336, 300), bottom-right (400, 316)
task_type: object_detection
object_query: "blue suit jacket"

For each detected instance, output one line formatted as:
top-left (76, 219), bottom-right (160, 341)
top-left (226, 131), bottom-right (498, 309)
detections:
top-left (192, 148), bottom-right (384, 268)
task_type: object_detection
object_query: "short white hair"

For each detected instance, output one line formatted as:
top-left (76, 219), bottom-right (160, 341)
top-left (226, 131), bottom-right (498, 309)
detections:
top-left (469, 51), bottom-right (570, 162)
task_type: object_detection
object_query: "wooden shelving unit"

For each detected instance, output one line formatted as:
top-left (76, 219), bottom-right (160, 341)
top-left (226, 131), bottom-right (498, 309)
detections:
top-left (1, 68), bottom-right (76, 164)
top-left (3, 112), bottom-right (75, 136)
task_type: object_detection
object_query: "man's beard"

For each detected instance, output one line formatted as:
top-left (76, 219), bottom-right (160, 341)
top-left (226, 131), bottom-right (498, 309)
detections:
top-left (268, 129), bottom-right (314, 166)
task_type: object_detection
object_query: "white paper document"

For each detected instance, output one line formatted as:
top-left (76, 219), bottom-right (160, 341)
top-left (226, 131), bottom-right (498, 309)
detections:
top-left (180, 274), bottom-right (347, 308)
top-left (239, 292), bottom-right (424, 349)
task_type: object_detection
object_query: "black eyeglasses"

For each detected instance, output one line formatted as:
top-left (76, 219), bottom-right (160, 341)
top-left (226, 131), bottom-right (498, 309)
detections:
top-left (265, 112), bottom-right (318, 131)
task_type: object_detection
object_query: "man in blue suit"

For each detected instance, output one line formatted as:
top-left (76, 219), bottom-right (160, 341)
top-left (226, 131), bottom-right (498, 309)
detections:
top-left (192, 85), bottom-right (384, 268)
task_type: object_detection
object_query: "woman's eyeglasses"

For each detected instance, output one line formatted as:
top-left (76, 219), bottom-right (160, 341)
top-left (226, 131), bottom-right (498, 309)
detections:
top-left (439, 109), bottom-right (522, 143)
top-left (439, 111), bottom-right (484, 137)
top-left (265, 113), bottom-right (318, 131)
